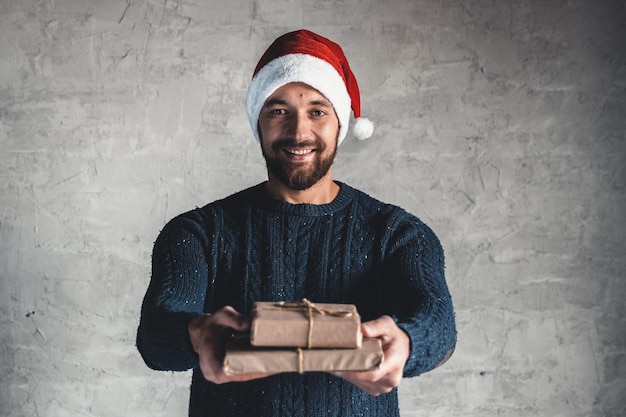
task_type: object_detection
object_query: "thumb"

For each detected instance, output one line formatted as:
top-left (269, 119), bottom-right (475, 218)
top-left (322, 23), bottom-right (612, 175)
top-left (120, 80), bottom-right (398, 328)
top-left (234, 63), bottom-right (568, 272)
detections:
top-left (361, 315), bottom-right (395, 339)
top-left (212, 306), bottom-right (251, 332)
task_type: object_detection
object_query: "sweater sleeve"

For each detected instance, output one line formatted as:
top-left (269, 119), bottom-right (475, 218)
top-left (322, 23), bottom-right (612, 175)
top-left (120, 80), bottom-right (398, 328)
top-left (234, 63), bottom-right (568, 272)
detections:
top-left (383, 216), bottom-right (456, 377)
top-left (136, 210), bottom-right (212, 371)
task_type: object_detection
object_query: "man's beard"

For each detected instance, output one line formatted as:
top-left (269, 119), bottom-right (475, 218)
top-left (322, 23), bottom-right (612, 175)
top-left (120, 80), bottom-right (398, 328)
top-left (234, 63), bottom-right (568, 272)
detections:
top-left (261, 137), bottom-right (337, 191)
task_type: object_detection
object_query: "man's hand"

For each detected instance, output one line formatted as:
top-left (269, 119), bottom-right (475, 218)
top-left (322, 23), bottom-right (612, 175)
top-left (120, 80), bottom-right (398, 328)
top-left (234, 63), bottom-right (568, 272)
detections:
top-left (188, 306), bottom-right (274, 383)
top-left (332, 315), bottom-right (410, 396)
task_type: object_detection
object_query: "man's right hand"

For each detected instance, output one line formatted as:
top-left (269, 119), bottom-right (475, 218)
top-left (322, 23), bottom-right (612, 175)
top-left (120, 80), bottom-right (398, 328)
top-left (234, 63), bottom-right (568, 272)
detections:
top-left (188, 306), bottom-right (274, 383)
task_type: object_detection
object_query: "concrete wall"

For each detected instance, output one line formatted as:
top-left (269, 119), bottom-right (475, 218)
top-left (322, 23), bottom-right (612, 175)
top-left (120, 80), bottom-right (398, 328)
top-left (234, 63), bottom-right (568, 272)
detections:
top-left (1, 0), bottom-right (624, 416)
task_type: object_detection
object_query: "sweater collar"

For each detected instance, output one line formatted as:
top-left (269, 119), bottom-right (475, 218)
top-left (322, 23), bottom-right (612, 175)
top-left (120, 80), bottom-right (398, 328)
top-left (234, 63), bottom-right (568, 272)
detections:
top-left (254, 181), bottom-right (353, 217)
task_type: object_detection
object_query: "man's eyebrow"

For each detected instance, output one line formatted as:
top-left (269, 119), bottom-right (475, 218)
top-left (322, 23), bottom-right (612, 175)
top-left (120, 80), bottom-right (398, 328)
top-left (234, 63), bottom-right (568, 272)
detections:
top-left (263, 98), bottom-right (287, 107)
top-left (309, 99), bottom-right (333, 107)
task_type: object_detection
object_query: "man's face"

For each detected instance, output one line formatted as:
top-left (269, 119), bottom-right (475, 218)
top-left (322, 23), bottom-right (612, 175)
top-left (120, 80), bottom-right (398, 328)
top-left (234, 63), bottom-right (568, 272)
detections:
top-left (258, 82), bottom-right (340, 191)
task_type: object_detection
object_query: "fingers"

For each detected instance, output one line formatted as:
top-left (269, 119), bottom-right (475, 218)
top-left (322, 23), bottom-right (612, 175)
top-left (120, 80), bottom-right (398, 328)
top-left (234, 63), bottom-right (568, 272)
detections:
top-left (360, 315), bottom-right (396, 342)
top-left (189, 306), bottom-right (274, 384)
top-left (332, 369), bottom-right (399, 396)
top-left (332, 316), bottom-right (410, 396)
top-left (210, 306), bottom-right (251, 332)
top-left (220, 371), bottom-right (277, 383)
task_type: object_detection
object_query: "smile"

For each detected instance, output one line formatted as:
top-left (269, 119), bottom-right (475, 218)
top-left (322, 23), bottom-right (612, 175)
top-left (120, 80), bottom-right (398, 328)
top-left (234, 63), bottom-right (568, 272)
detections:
top-left (285, 148), bottom-right (315, 155)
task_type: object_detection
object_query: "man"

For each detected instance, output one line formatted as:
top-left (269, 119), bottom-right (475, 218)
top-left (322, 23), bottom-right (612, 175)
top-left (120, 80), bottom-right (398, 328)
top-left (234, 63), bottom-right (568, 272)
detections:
top-left (137, 29), bottom-right (456, 417)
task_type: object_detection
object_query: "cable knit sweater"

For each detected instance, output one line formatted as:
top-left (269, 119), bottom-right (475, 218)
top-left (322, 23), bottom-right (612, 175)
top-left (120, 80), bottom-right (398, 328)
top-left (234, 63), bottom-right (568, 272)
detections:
top-left (137, 181), bottom-right (456, 417)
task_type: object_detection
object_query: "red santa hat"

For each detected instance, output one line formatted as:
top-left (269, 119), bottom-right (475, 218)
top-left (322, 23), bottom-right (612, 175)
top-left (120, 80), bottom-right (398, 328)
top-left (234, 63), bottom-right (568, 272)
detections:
top-left (245, 29), bottom-right (374, 144)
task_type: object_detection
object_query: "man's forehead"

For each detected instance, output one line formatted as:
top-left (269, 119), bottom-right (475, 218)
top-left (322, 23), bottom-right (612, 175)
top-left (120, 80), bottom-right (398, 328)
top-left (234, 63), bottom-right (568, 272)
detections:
top-left (264, 82), bottom-right (332, 106)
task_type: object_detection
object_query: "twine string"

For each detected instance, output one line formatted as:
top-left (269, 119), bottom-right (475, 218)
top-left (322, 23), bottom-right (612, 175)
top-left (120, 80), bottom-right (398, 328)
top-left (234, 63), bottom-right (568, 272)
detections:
top-left (297, 347), bottom-right (304, 374)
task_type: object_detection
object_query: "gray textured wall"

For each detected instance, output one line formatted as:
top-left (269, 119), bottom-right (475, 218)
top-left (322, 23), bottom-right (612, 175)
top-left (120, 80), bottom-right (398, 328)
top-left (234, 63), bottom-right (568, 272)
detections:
top-left (1, 1), bottom-right (625, 416)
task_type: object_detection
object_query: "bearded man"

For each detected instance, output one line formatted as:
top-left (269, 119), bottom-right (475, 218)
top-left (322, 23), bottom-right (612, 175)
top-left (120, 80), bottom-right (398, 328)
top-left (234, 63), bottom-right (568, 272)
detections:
top-left (137, 29), bottom-right (456, 417)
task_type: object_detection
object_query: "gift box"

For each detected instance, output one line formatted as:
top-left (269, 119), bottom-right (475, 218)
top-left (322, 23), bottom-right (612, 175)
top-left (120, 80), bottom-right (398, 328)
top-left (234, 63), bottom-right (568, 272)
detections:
top-left (250, 300), bottom-right (362, 348)
top-left (223, 337), bottom-right (383, 375)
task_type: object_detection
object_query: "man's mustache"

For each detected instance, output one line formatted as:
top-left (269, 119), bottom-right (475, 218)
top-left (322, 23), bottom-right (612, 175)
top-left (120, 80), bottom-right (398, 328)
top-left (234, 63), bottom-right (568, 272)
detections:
top-left (271, 138), bottom-right (325, 151)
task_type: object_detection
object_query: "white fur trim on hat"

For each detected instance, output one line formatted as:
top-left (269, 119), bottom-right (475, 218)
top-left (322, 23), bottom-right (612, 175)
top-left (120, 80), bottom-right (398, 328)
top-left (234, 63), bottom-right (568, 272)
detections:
top-left (245, 53), bottom-right (352, 144)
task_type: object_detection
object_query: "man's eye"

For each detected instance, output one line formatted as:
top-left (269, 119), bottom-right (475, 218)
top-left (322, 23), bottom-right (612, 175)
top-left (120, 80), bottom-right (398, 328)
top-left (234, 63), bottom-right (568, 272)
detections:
top-left (311, 110), bottom-right (325, 117)
top-left (272, 109), bottom-right (286, 115)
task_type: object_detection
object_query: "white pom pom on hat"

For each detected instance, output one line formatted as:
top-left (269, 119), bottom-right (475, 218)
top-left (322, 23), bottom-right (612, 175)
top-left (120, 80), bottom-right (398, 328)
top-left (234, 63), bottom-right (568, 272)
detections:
top-left (353, 117), bottom-right (374, 141)
top-left (245, 29), bottom-right (374, 145)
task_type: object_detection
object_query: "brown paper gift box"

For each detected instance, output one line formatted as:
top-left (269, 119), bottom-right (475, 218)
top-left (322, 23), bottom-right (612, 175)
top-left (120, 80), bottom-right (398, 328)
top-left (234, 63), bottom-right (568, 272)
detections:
top-left (250, 300), bottom-right (362, 348)
top-left (223, 337), bottom-right (383, 375)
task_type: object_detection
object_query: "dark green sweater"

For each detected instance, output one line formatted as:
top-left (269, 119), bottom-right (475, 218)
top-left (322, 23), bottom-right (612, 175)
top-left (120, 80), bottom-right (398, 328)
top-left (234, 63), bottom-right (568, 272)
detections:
top-left (137, 182), bottom-right (456, 417)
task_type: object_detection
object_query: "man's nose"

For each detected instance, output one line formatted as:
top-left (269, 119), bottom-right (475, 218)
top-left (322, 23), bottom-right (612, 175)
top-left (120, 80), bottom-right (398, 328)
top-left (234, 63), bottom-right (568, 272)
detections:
top-left (287, 112), bottom-right (311, 140)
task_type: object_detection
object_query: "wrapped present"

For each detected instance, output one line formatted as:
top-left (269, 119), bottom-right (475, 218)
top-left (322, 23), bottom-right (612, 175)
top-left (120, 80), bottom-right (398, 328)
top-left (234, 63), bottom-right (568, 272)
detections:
top-left (250, 300), bottom-right (362, 348)
top-left (223, 337), bottom-right (383, 375)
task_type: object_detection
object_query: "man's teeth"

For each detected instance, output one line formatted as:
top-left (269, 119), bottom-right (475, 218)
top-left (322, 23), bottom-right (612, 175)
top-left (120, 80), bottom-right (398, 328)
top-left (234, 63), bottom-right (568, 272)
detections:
top-left (287, 149), bottom-right (313, 155)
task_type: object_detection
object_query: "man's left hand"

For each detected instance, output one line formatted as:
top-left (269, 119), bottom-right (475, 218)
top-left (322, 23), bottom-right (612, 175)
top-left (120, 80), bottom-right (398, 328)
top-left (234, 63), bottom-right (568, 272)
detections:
top-left (332, 315), bottom-right (410, 396)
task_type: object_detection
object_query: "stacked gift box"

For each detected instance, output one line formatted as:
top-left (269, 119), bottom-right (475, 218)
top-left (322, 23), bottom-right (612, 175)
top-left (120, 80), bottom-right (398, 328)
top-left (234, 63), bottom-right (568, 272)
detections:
top-left (223, 300), bottom-right (383, 375)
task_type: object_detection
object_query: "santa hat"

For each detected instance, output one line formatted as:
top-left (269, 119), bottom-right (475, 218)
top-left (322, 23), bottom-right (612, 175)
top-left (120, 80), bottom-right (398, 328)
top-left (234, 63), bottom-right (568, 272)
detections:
top-left (245, 29), bottom-right (374, 144)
